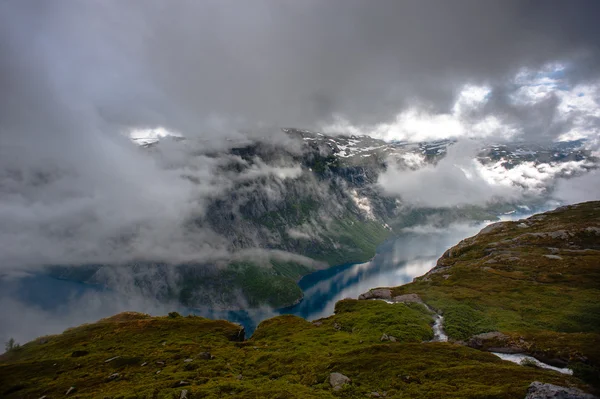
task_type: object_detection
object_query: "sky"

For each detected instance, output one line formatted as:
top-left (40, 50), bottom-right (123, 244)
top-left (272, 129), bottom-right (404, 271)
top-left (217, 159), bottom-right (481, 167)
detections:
top-left (1, 0), bottom-right (600, 345)
top-left (1, 0), bottom-right (599, 265)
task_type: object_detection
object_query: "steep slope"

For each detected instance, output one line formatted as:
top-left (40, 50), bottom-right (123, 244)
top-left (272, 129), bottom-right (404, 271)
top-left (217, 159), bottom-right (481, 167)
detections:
top-left (45, 131), bottom-right (597, 310)
top-left (378, 201), bottom-right (600, 385)
top-left (2, 202), bottom-right (599, 398)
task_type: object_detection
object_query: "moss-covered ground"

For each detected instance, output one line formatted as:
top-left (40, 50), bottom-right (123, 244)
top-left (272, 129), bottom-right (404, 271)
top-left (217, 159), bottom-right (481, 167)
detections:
top-left (389, 201), bottom-right (600, 387)
top-left (0, 301), bottom-right (586, 399)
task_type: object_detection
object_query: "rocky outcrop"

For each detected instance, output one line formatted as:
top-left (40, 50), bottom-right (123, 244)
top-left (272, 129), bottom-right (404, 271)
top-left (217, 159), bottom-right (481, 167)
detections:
top-left (467, 331), bottom-right (523, 353)
top-left (392, 293), bottom-right (423, 304)
top-left (358, 288), bottom-right (392, 301)
top-left (524, 382), bottom-right (598, 399)
top-left (329, 372), bottom-right (351, 391)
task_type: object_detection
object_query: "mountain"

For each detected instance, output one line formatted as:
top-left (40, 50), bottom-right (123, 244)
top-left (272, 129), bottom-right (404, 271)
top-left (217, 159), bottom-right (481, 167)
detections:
top-left (2, 202), bottom-right (599, 398)
top-left (47, 130), bottom-right (598, 309)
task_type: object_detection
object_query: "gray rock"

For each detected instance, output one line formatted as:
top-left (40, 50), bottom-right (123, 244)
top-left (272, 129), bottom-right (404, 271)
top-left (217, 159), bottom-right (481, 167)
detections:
top-left (467, 331), bottom-right (517, 351)
top-left (380, 333), bottom-right (389, 341)
top-left (184, 358), bottom-right (194, 363)
top-left (359, 288), bottom-right (392, 300)
top-left (312, 321), bottom-right (323, 327)
top-left (543, 254), bottom-right (563, 260)
top-left (392, 293), bottom-right (423, 304)
top-left (329, 372), bottom-right (351, 391)
top-left (104, 356), bottom-right (120, 363)
top-left (480, 222), bottom-right (505, 235)
top-left (141, 362), bottom-right (148, 366)
top-left (525, 381), bottom-right (598, 399)
top-left (333, 322), bottom-right (342, 331)
top-left (388, 336), bottom-right (397, 342)
top-left (236, 374), bottom-right (243, 380)
top-left (107, 372), bottom-right (120, 381)
top-left (66, 386), bottom-right (76, 395)
top-left (180, 389), bottom-right (189, 399)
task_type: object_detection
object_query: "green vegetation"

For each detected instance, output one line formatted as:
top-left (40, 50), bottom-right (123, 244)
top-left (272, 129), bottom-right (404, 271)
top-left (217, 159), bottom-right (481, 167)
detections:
top-left (390, 201), bottom-right (600, 386)
top-left (178, 261), bottom-right (313, 309)
top-left (4, 338), bottom-right (20, 353)
top-left (4, 202), bottom-right (598, 397)
top-left (0, 302), bottom-right (586, 399)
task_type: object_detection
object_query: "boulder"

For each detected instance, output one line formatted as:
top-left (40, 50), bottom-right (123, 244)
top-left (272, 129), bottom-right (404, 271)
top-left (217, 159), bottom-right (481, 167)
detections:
top-left (525, 381), bottom-right (597, 399)
top-left (359, 288), bottom-right (392, 301)
top-left (329, 372), bottom-right (351, 391)
top-left (467, 331), bottom-right (521, 352)
top-left (392, 293), bottom-right (423, 304)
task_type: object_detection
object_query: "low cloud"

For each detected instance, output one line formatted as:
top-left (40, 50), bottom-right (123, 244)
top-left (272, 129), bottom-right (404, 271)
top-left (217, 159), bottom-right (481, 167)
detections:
top-left (378, 141), bottom-right (521, 207)
top-left (553, 169), bottom-right (600, 205)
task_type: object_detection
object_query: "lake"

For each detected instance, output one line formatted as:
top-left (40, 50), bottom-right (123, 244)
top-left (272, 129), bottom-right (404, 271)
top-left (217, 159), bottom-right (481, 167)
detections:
top-left (0, 216), bottom-right (526, 344)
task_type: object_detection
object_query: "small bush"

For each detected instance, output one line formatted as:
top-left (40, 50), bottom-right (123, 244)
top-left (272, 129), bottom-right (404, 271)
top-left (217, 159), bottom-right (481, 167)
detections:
top-left (5, 338), bottom-right (20, 352)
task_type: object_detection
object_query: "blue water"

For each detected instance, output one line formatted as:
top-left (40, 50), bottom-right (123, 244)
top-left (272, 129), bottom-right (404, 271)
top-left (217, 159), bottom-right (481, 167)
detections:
top-left (1, 217), bottom-right (527, 342)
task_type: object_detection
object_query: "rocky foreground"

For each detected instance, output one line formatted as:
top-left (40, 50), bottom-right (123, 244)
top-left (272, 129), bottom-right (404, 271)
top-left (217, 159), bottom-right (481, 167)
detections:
top-left (1, 202), bottom-right (599, 398)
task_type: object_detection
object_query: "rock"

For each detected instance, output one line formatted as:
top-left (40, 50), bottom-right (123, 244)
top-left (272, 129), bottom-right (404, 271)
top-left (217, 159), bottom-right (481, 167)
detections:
top-left (543, 254), bottom-right (563, 260)
top-left (156, 360), bottom-right (165, 366)
top-left (236, 374), bottom-right (243, 380)
top-left (329, 372), bottom-right (351, 391)
top-left (381, 333), bottom-right (389, 341)
top-left (71, 350), bottom-right (89, 357)
top-left (141, 362), bottom-right (148, 366)
top-left (517, 223), bottom-right (528, 228)
top-left (156, 370), bottom-right (161, 374)
top-left (104, 356), bottom-right (120, 363)
top-left (172, 381), bottom-right (189, 387)
top-left (107, 373), bottom-right (120, 381)
top-left (333, 322), bottom-right (342, 331)
top-left (184, 358), bottom-right (194, 363)
top-left (525, 381), bottom-right (597, 399)
top-left (359, 288), bottom-right (392, 301)
top-left (312, 321), bottom-right (323, 327)
top-left (392, 293), bottom-right (423, 304)
top-left (180, 389), bottom-right (189, 399)
top-left (388, 336), bottom-right (397, 342)
top-left (199, 352), bottom-right (214, 360)
top-left (369, 393), bottom-right (381, 397)
top-left (467, 331), bottom-right (520, 352)
top-left (480, 222), bottom-right (505, 235)
top-left (66, 386), bottom-right (76, 395)
top-left (442, 274), bottom-right (451, 279)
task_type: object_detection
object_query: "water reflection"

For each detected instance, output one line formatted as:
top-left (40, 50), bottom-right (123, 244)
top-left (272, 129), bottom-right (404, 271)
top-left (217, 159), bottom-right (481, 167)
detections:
top-left (1, 214), bottom-right (533, 342)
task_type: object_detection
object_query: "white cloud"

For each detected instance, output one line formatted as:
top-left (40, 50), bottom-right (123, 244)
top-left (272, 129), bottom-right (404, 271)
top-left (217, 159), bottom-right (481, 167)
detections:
top-left (378, 141), bottom-right (521, 207)
top-left (322, 62), bottom-right (600, 143)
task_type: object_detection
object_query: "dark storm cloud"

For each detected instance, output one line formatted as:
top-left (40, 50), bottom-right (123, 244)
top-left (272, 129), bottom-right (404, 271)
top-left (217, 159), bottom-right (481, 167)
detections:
top-left (0, 0), bottom-right (599, 270)
top-left (3, 0), bottom-right (599, 133)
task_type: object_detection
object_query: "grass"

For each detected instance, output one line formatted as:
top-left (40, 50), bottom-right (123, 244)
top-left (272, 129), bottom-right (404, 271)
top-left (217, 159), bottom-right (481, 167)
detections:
top-left (3, 202), bottom-right (599, 397)
top-left (0, 301), bottom-right (587, 399)
top-left (388, 201), bottom-right (600, 386)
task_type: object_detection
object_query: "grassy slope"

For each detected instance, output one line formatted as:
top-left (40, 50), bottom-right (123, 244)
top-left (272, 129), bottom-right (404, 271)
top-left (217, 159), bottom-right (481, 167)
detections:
top-left (0, 302), bottom-right (585, 399)
top-left (389, 201), bottom-right (600, 384)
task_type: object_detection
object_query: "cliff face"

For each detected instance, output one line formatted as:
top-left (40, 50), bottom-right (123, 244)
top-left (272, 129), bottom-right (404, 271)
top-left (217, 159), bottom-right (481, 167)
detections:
top-left (2, 202), bottom-right (599, 398)
top-left (45, 131), bottom-right (595, 310)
